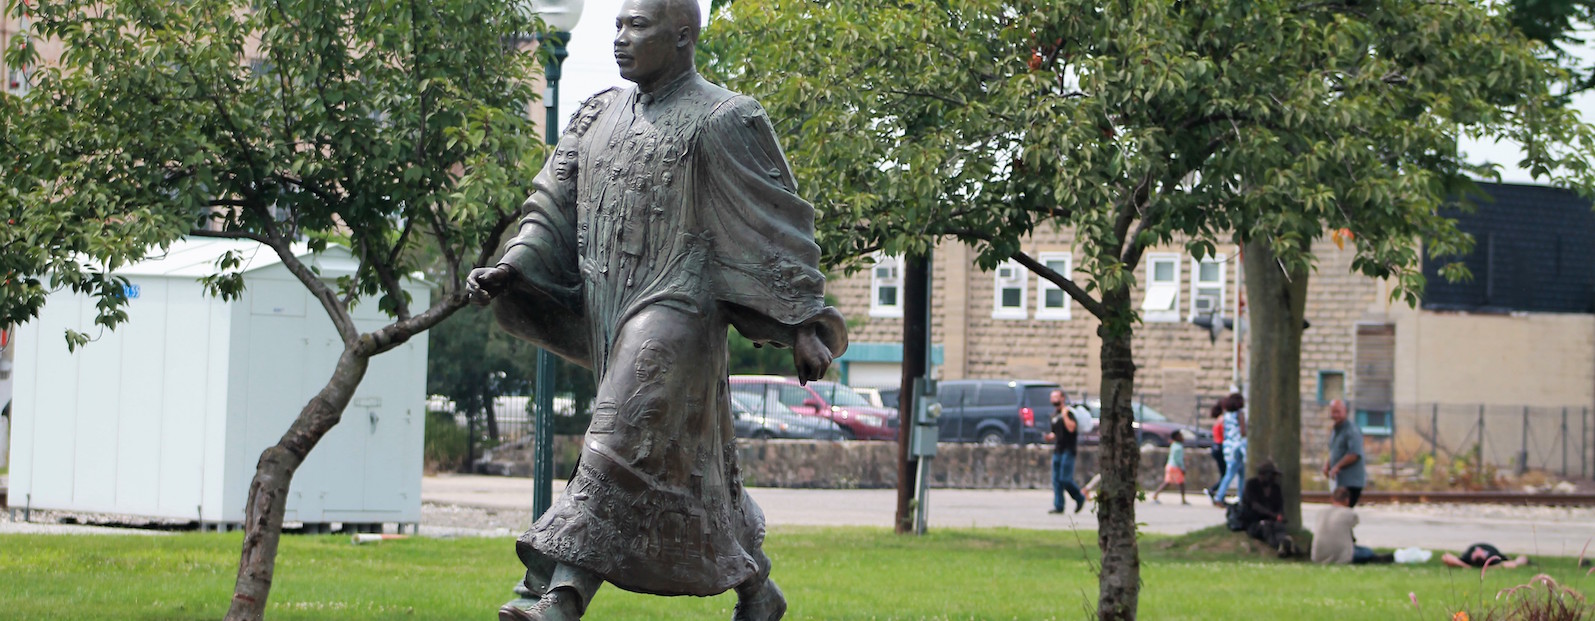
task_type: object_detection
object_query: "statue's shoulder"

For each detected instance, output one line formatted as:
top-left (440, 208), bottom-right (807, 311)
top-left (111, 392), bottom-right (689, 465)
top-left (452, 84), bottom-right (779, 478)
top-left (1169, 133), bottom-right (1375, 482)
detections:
top-left (582, 86), bottom-right (626, 109)
top-left (680, 76), bottom-right (758, 122)
top-left (682, 78), bottom-right (773, 135)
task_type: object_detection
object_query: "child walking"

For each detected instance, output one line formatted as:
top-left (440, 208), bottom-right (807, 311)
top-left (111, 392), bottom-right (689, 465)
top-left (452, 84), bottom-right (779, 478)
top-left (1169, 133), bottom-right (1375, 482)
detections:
top-left (1151, 430), bottom-right (1187, 504)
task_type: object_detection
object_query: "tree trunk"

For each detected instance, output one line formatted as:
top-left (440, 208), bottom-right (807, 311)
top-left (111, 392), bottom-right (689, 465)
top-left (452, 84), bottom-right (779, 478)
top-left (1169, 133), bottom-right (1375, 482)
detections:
top-left (225, 346), bottom-right (371, 621)
top-left (895, 252), bottom-right (931, 534)
top-left (1242, 238), bottom-right (1310, 527)
top-left (1096, 286), bottom-right (1140, 621)
top-left (485, 399), bottom-right (501, 441)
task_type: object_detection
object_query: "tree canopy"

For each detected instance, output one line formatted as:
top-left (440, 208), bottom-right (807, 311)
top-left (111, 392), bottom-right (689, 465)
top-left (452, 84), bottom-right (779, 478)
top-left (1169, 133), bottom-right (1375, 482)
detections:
top-left (706, 1), bottom-right (1594, 618)
top-left (3, 0), bottom-right (553, 617)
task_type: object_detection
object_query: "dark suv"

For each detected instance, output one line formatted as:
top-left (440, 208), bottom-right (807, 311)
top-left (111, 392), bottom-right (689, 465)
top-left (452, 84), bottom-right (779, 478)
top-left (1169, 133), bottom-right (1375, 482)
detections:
top-left (728, 376), bottom-right (899, 441)
top-left (934, 379), bottom-right (1060, 445)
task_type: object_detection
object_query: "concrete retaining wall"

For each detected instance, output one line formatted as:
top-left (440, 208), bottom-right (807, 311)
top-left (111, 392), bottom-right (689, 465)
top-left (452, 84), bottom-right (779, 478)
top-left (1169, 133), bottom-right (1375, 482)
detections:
top-left (483, 436), bottom-right (1223, 491)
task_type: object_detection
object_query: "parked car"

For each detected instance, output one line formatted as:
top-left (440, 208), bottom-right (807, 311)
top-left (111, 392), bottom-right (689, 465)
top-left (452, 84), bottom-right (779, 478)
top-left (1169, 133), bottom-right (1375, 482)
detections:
top-left (877, 387), bottom-right (900, 409)
top-left (853, 387), bottom-right (886, 408)
top-left (1078, 400), bottom-right (1215, 448)
top-left (729, 376), bottom-right (899, 441)
top-left (730, 392), bottom-right (846, 440)
top-left (933, 379), bottom-right (1060, 445)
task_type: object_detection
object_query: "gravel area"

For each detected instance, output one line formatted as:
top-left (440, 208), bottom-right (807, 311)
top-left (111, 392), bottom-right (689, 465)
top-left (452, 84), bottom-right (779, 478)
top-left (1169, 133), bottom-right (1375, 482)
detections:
top-left (418, 503), bottom-right (528, 538)
top-left (1361, 501), bottom-right (1595, 523)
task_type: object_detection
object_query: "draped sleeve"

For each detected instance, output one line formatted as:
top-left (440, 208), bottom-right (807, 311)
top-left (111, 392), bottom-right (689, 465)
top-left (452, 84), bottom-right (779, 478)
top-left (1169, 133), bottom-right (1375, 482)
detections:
top-left (488, 88), bottom-right (621, 368)
top-left (696, 95), bottom-right (846, 357)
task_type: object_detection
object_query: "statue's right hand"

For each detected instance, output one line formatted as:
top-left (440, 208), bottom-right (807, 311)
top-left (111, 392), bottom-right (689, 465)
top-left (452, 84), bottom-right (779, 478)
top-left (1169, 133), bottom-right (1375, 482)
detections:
top-left (466, 265), bottom-right (517, 306)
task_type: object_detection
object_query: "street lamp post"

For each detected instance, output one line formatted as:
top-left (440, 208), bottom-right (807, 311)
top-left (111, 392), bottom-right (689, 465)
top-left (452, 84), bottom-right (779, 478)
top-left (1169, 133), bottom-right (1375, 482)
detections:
top-left (507, 0), bottom-right (582, 613)
top-left (527, 0), bottom-right (581, 523)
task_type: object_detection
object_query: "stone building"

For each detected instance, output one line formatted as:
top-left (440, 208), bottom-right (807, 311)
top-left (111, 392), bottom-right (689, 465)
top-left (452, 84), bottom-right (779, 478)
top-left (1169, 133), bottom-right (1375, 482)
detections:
top-left (830, 183), bottom-right (1595, 474)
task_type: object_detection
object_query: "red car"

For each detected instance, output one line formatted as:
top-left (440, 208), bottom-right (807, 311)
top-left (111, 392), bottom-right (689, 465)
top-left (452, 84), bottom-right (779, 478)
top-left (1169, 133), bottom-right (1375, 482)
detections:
top-left (729, 376), bottom-right (899, 441)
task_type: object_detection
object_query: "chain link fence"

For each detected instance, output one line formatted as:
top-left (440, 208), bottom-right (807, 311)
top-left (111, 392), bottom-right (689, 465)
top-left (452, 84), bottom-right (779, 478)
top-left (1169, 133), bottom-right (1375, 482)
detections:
top-left (1179, 397), bottom-right (1594, 483)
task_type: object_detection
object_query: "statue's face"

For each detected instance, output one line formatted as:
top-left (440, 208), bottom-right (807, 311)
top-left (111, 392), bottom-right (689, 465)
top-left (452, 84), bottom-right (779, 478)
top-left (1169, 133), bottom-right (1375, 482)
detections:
top-left (552, 138), bottom-right (579, 182)
top-left (613, 0), bottom-right (684, 85)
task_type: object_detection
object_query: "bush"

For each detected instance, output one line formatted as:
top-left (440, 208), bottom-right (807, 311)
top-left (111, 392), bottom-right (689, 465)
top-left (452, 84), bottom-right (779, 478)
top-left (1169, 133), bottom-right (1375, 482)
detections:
top-left (1468, 574), bottom-right (1593, 621)
top-left (424, 410), bottom-right (470, 473)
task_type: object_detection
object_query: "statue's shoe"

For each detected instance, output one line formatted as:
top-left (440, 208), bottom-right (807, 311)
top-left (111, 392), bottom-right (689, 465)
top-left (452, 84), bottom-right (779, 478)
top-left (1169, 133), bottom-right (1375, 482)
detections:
top-left (499, 590), bottom-right (580, 621)
top-left (733, 578), bottom-right (787, 621)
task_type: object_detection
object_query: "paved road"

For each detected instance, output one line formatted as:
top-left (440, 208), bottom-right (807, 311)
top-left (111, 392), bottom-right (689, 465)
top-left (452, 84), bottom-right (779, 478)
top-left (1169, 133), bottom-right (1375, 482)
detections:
top-left (423, 474), bottom-right (1595, 558)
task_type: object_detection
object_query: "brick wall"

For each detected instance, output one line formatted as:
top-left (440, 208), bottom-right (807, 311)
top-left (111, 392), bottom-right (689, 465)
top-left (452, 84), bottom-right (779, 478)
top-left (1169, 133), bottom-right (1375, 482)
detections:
top-left (829, 229), bottom-right (1398, 449)
top-left (483, 436), bottom-right (1222, 491)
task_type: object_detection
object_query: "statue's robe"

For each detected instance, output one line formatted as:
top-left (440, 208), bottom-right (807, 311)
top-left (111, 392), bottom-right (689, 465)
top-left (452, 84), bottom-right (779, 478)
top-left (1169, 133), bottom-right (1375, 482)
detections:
top-left (492, 71), bottom-right (846, 597)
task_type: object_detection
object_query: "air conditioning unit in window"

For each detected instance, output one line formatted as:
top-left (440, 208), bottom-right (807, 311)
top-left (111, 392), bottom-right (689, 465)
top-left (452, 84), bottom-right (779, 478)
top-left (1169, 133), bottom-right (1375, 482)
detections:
top-left (997, 265), bottom-right (1019, 281)
top-left (1193, 295), bottom-right (1218, 315)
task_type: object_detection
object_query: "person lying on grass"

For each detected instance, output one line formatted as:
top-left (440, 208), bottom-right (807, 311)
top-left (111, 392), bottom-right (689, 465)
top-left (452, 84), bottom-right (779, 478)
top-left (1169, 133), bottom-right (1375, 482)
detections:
top-left (1441, 543), bottom-right (1529, 571)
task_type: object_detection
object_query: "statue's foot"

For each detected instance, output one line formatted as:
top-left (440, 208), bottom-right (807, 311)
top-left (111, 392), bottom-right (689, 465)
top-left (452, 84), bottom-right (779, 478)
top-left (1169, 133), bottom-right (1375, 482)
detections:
top-left (499, 588), bottom-right (582, 621)
top-left (733, 578), bottom-right (786, 621)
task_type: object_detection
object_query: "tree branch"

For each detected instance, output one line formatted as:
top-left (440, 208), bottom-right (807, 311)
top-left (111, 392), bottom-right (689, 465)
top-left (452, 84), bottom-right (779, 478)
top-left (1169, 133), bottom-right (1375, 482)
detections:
top-left (1011, 250), bottom-right (1106, 319)
top-left (881, 88), bottom-right (968, 108)
top-left (360, 236), bottom-right (412, 323)
top-left (189, 227), bottom-right (272, 244)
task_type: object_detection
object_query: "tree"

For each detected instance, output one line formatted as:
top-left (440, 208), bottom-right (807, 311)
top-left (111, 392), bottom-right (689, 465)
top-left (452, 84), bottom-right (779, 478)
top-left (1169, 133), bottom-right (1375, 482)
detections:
top-left (706, 1), bottom-right (1591, 618)
top-left (3, 0), bottom-right (550, 617)
top-left (1506, 0), bottom-right (1595, 95)
top-left (427, 305), bottom-right (535, 443)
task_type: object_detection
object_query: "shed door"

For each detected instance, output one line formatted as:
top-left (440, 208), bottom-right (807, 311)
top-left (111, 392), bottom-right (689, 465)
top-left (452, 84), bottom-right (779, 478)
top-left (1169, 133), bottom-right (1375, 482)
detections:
top-left (1354, 323), bottom-right (1396, 433)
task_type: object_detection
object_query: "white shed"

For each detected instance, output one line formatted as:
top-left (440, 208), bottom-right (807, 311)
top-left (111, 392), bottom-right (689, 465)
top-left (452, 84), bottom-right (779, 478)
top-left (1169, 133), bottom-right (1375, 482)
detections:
top-left (8, 238), bottom-right (428, 530)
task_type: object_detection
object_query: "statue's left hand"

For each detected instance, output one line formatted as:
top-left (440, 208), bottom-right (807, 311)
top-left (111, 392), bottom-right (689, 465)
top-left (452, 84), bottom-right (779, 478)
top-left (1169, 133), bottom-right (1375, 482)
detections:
top-left (793, 325), bottom-right (833, 385)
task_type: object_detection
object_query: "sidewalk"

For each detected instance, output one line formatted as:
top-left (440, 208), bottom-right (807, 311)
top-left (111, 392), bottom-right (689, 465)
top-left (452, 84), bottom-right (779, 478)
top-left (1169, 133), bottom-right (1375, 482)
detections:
top-left (423, 474), bottom-right (1595, 558)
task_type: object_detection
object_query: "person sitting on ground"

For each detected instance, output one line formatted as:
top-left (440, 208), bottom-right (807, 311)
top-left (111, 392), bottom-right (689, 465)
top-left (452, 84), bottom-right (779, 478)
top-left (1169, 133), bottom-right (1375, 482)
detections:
top-left (1238, 460), bottom-right (1298, 557)
top-left (1310, 486), bottom-right (1394, 564)
top-left (1441, 543), bottom-right (1529, 570)
top-left (1150, 430), bottom-right (1187, 505)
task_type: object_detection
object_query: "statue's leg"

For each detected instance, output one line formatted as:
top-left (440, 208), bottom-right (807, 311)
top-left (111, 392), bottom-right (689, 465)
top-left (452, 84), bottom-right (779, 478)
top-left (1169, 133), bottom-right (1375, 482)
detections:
top-left (512, 538), bottom-right (558, 599)
top-left (731, 544), bottom-right (786, 621)
top-left (499, 563), bottom-right (603, 621)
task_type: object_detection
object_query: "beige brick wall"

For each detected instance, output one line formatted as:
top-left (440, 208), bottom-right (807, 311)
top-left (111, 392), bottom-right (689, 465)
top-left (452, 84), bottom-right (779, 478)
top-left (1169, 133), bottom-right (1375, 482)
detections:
top-left (1392, 306), bottom-right (1595, 407)
top-left (826, 230), bottom-right (1595, 433)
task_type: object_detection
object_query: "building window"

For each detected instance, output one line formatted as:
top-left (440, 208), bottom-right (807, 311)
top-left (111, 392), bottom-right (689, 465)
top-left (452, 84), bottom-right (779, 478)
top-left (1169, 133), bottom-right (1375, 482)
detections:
top-left (1188, 255), bottom-right (1226, 321)
top-left (1356, 409), bottom-right (1392, 436)
top-left (869, 253), bottom-right (903, 318)
top-left (1317, 370), bottom-right (1345, 405)
top-left (991, 259), bottom-right (1027, 319)
top-left (1141, 253), bottom-right (1180, 322)
top-left (1034, 252), bottom-right (1072, 320)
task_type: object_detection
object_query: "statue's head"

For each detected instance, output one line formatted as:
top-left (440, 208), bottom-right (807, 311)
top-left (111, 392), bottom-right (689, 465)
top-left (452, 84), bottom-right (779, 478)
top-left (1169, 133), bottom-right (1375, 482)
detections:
top-left (613, 0), bottom-right (700, 88)
top-left (552, 134), bottom-right (580, 182)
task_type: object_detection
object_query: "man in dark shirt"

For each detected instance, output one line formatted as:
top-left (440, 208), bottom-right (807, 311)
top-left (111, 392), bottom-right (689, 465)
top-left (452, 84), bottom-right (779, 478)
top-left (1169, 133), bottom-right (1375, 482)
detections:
top-left (1238, 460), bottom-right (1298, 557)
top-left (1442, 543), bottom-right (1529, 570)
top-left (1043, 389), bottom-right (1085, 514)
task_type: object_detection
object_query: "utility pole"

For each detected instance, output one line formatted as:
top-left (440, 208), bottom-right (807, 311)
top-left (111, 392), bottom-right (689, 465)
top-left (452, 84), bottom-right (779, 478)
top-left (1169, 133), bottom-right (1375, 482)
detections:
top-left (895, 252), bottom-right (931, 534)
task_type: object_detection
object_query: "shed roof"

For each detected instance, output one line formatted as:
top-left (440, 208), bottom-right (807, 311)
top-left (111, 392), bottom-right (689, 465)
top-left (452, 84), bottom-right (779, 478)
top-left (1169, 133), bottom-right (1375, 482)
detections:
top-left (116, 237), bottom-right (350, 278)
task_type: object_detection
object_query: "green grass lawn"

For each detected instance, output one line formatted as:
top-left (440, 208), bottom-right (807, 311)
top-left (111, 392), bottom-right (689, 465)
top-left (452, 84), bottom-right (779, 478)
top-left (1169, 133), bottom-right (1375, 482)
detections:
top-left (0, 527), bottom-right (1588, 620)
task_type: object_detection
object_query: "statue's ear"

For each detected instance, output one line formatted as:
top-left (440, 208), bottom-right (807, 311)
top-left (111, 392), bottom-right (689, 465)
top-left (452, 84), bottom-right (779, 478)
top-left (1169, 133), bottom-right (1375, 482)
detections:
top-left (676, 26), bottom-right (693, 49)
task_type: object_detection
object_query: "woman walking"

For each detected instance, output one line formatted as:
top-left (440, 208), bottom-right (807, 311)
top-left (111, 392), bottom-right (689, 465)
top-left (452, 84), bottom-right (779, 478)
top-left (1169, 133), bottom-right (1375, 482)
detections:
top-left (1211, 393), bottom-right (1247, 507)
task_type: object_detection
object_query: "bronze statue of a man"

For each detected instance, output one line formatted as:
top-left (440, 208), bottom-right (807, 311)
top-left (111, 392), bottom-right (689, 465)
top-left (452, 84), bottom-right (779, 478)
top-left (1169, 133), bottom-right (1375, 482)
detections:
top-left (466, 0), bottom-right (846, 619)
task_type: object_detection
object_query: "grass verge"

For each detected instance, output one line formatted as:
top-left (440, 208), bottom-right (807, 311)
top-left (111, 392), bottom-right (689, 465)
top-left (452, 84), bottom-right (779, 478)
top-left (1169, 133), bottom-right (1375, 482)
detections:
top-left (0, 526), bottom-right (1589, 620)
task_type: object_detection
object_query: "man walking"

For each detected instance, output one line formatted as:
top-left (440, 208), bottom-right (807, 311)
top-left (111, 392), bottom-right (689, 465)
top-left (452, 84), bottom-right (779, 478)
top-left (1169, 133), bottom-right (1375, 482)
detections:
top-left (1323, 399), bottom-right (1366, 507)
top-left (1044, 389), bottom-right (1085, 514)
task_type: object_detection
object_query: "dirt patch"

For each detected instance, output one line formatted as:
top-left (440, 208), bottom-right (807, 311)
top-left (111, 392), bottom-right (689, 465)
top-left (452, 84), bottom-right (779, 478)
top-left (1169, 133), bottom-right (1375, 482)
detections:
top-left (1149, 525), bottom-right (1314, 561)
